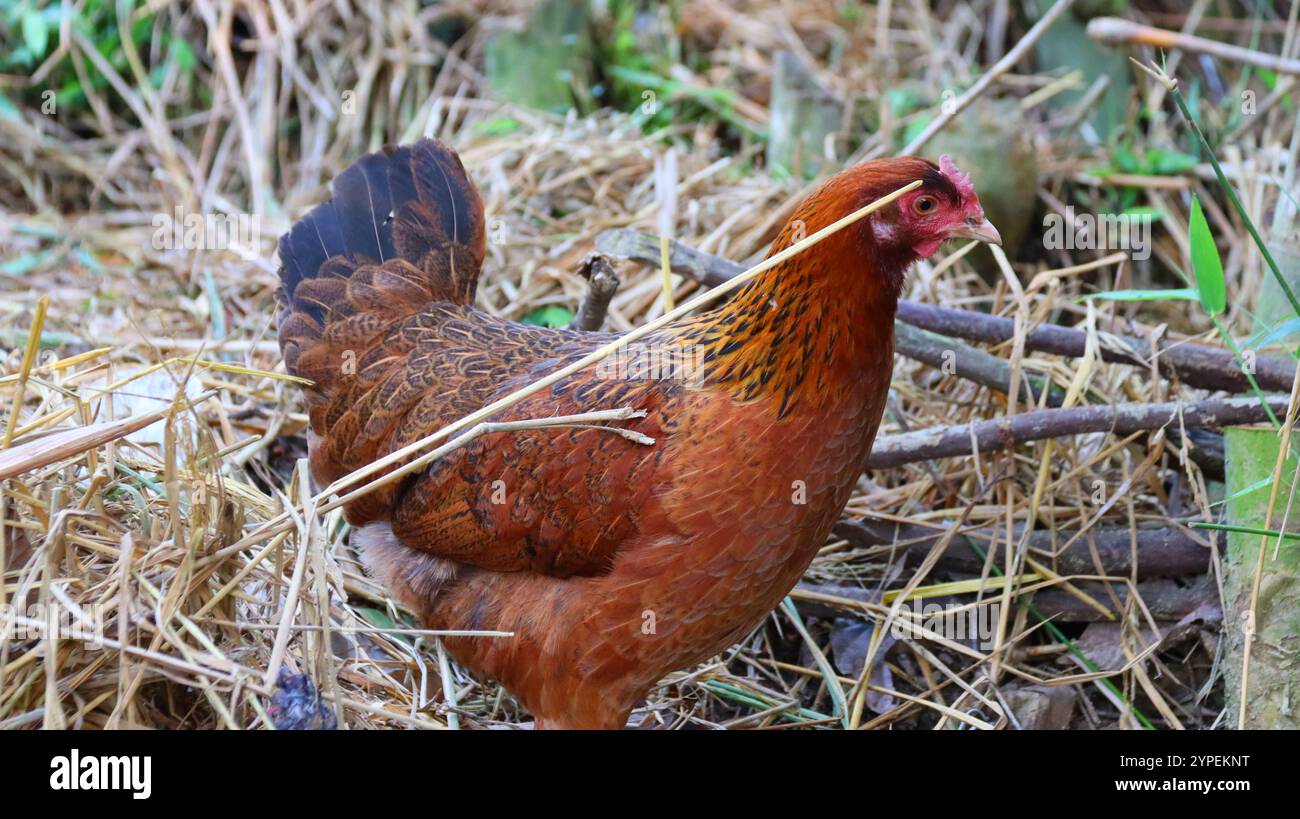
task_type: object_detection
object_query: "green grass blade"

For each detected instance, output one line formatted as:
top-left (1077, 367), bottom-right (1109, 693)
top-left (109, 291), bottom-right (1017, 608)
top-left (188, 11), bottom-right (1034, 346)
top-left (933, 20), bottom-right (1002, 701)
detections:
top-left (1081, 288), bottom-right (1198, 303)
top-left (1188, 195), bottom-right (1226, 317)
top-left (1171, 86), bottom-right (1300, 321)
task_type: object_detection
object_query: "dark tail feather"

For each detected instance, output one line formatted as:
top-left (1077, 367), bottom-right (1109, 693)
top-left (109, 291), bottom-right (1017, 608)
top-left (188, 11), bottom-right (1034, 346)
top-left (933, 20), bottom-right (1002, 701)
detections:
top-left (409, 138), bottom-right (480, 248)
top-left (332, 151), bottom-right (397, 265)
top-left (277, 138), bottom-right (487, 400)
top-left (279, 200), bottom-right (343, 297)
top-left (386, 140), bottom-right (486, 293)
top-left (385, 144), bottom-right (419, 222)
top-left (277, 137), bottom-right (486, 313)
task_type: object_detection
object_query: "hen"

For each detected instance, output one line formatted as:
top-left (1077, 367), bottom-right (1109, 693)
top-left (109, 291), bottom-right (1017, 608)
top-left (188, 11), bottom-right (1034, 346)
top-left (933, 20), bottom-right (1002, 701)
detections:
top-left (276, 139), bottom-right (999, 728)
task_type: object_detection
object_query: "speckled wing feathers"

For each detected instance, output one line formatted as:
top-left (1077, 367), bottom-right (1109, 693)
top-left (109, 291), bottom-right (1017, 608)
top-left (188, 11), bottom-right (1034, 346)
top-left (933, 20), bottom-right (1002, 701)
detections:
top-left (276, 138), bottom-right (670, 577)
top-left (390, 364), bottom-right (674, 576)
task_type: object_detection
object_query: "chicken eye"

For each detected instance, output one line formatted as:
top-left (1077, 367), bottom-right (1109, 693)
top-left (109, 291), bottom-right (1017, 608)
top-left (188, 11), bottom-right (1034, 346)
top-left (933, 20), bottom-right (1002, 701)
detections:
top-left (913, 196), bottom-right (937, 215)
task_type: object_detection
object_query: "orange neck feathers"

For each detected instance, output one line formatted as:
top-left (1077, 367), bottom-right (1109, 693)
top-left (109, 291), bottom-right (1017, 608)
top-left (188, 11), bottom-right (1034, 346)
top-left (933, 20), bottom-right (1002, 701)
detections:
top-left (675, 164), bottom-right (923, 417)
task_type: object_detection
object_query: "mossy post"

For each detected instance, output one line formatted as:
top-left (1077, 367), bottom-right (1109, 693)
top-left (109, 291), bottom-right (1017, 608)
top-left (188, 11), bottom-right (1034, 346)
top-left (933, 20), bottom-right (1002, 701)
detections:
top-left (485, 0), bottom-right (594, 114)
top-left (1223, 426), bottom-right (1300, 728)
top-left (766, 51), bottom-right (842, 180)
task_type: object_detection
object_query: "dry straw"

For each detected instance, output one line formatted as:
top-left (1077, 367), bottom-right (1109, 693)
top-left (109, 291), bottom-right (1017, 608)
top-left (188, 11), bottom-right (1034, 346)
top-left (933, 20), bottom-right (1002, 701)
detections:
top-left (2, 0), bottom-right (1291, 729)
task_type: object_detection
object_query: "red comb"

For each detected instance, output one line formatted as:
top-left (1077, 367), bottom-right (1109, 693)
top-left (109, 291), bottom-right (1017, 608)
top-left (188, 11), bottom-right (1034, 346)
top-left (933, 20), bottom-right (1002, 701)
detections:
top-left (938, 155), bottom-right (975, 199)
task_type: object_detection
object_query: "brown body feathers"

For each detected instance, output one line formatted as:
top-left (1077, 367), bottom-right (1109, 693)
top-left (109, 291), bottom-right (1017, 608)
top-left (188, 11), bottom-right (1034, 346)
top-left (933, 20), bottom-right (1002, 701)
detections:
top-left (278, 139), bottom-right (987, 728)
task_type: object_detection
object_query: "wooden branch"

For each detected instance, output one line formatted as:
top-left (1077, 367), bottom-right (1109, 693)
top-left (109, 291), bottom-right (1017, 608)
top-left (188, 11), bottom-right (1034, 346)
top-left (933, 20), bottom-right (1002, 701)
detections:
top-left (596, 229), bottom-right (1297, 394)
top-left (896, 301), bottom-right (1295, 394)
top-left (831, 517), bottom-right (1210, 578)
top-left (597, 228), bottom-right (740, 288)
top-left (570, 254), bottom-right (621, 331)
top-left (895, 323), bottom-right (1063, 406)
top-left (866, 395), bottom-right (1290, 469)
top-left (1027, 577), bottom-right (1218, 623)
top-left (796, 576), bottom-right (1217, 623)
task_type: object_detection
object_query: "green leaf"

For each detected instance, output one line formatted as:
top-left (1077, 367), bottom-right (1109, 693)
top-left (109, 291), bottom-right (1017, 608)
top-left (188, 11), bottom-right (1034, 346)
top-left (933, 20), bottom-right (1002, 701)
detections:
top-left (1250, 315), bottom-right (1300, 350)
top-left (900, 117), bottom-right (930, 148)
top-left (521, 305), bottom-right (574, 328)
top-left (1081, 288), bottom-right (1199, 303)
top-left (1209, 475), bottom-right (1273, 508)
top-left (1188, 194), bottom-right (1226, 317)
top-left (886, 87), bottom-right (922, 115)
top-left (474, 116), bottom-right (520, 136)
top-left (170, 36), bottom-right (195, 74)
top-left (356, 606), bottom-right (396, 629)
top-left (0, 91), bottom-right (19, 122)
top-left (22, 10), bottom-right (49, 58)
top-left (0, 250), bottom-right (56, 276)
top-left (1121, 205), bottom-right (1163, 220)
top-left (72, 247), bottom-right (103, 274)
top-left (1145, 148), bottom-right (1198, 176)
top-left (355, 607), bottom-right (412, 646)
top-left (1112, 147), bottom-right (1140, 174)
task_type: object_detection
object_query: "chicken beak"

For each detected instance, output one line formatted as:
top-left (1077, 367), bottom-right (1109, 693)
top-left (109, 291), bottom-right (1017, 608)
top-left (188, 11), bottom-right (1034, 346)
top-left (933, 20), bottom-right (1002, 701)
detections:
top-left (949, 216), bottom-right (1002, 246)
